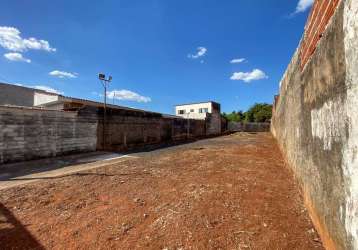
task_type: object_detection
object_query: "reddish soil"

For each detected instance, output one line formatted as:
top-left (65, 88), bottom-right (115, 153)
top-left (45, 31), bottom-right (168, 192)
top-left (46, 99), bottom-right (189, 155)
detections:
top-left (0, 133), bottom-right (324, 249)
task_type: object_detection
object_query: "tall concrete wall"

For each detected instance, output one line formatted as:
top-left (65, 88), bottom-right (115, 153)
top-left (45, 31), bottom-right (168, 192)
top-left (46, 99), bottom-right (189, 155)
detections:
top-left (0, 83), bottom-right (35, 107)
top-left (0, 106), bottom-right (98, 164)
top-left (0, 83), bottom-right (60, 107)
top-left (0, 104), bottom-right (217, 164)
top-left (206, 113), bottom-right (221, 135)
top-left (271, 1), bottom-right (358, 249)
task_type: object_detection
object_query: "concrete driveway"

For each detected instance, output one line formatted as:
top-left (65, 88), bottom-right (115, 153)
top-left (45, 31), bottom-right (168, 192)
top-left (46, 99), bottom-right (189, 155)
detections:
top-left (0, 151), bottom-right (137, 190)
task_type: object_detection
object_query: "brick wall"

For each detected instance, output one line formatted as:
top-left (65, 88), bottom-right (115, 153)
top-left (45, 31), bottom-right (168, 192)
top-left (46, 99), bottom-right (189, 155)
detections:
top-left (300, 0), bottom-right (341, 69)
top-left (0, 106), bottom-right (98, 164)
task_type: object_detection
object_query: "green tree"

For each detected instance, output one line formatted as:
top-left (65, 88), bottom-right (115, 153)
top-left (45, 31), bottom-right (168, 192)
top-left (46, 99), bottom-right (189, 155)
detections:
top-left (244, 103), bottom-right (272, 122)
top-left (223, 103), bottom-right (272, 123)
top-left (222, 110), bottom-right (244, 122)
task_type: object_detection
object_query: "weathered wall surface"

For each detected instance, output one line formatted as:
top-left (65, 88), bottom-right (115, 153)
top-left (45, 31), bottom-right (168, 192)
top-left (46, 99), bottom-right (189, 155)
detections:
top-left (206, 113), bottom-right (222, 135)
top-left (0, 83), bottom-right (35, 107)
top-left (0, 83), bottom-right (59, 107)
top-left (271, 1), bottom-right (358, 249)
top-left (0, 106), bottom-right (98, 164)
top-left (96, 108), bottom-right (206, 151)
top-left (228, 122), bottom-right (270, 133)
top-left (0, 104), bottom-right (218, 164)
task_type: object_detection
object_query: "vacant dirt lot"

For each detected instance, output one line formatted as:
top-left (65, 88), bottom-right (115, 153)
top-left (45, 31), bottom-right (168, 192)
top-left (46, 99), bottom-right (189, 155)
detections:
top-left (0, 133), bottom-right (323, 249)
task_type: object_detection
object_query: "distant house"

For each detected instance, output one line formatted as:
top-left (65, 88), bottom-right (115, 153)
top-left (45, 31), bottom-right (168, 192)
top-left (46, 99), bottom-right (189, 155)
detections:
top-left (0, 82), bottom-right (59, 107)
top-left (175, 101), bottom-right (222, 135)
top-left (39, 95), bottom-right (162, 116)
top-left (175, 101), bottom-right (221, 120)
top-left (0, 82), bottom-right (161, 116)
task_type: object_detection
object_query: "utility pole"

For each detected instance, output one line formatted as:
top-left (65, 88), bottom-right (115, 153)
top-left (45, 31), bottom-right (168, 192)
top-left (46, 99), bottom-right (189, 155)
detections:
top-left (98, 73), bottom-right (112, 150)
top-left (187, 111), bottom-right (192, 139)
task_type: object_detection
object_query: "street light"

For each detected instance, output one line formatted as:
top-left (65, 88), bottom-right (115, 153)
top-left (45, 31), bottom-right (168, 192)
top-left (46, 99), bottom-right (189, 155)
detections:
top-left (98, 73), bottom-right (112, 150)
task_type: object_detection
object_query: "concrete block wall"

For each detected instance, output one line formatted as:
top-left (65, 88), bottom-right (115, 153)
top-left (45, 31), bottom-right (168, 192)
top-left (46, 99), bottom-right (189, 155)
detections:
top-left (97, 115), bottom-right (162, 150)
top-left (228, 122), bottom-right (270, 133)
top-left (206, 113), bottom-right (222, 135)
top-left (170, 117), bottom-right (206, 139)
top-left (96, 108), bottom-right (207, 151)
top-left (0, 83), bottom-right (35, 107)
top-left (0, 106), bottom-right (98, 164)
top-left (0, 104), bottom-right (215, 163)
top-left (271, 1), bottom-right (358, 249)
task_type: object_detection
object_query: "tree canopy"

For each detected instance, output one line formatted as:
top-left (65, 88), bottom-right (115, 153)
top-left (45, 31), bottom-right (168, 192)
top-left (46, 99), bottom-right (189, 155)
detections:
top-left (222, 103), bottom-right (272, 123)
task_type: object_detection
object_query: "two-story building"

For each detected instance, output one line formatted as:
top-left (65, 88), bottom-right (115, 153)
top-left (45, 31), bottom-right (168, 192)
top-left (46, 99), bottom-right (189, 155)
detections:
top-left (175, 101), bottom-right (220, 120)
top-left (175, 101), bottom-right (221, 135)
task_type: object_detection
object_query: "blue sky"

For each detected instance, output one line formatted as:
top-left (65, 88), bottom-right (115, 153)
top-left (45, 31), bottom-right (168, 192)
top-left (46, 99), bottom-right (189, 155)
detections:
top-left (0, 0), bottom-right (313, 114)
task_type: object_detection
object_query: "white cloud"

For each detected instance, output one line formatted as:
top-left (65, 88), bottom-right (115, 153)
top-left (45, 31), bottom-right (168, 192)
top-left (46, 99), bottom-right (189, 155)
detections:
top-left (188, 47), bottom-right (207, 59)
top-left (230, 58), bottom-right (246, 64)
top-left (4, 52), bottom-right (31, 63)
top-left (49, 70), bottom-right (78, 79)
top-left (107, 89), bottom-right (151, 103)
top-left (230, 69), bottom-right (268, 83)
top-left (295, 0), bottom-right (314, 14)
top-left (0, 26), bottom-right (56, 52)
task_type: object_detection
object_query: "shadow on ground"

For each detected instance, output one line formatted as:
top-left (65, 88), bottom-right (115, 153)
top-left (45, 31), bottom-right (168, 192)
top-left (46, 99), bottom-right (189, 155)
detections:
top-left (0, 137), bottom-right (211, 183)
top-left (0, 152), bottom-right (124, 182)
top-left (0, 203), bottom-right (44, 250)
top-left (0, 133), bottom-right (260, 185)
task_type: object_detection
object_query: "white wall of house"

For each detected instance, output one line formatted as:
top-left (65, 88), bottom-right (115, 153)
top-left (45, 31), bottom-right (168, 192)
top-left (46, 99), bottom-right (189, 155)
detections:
top-left (34, 92), bottom-right (59, 106)
top-left (175, 102), bottom-right (216, 120)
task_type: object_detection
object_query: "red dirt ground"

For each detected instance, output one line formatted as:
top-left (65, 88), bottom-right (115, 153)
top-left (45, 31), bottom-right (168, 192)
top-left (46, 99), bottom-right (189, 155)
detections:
top-left (0, 133), bottom-right (324, 249)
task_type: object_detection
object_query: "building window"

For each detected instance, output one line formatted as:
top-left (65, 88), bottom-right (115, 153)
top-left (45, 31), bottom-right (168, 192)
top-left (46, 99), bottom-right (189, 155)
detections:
top-left (199, 108), bottom-right (209, 113)
top-left (190, 109), bottom-right (194, 113)
top-left (178, 110), bottom-right (185, 115)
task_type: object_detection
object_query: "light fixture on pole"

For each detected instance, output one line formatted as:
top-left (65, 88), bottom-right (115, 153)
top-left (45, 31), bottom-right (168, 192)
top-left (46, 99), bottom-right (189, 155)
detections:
top-left (98, 73), bottom-right (112, 150)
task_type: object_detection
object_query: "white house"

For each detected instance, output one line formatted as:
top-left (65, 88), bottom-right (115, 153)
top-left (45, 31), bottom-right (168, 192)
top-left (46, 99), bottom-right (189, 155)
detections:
top-left (175, 101), bottom-right (221, 120)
